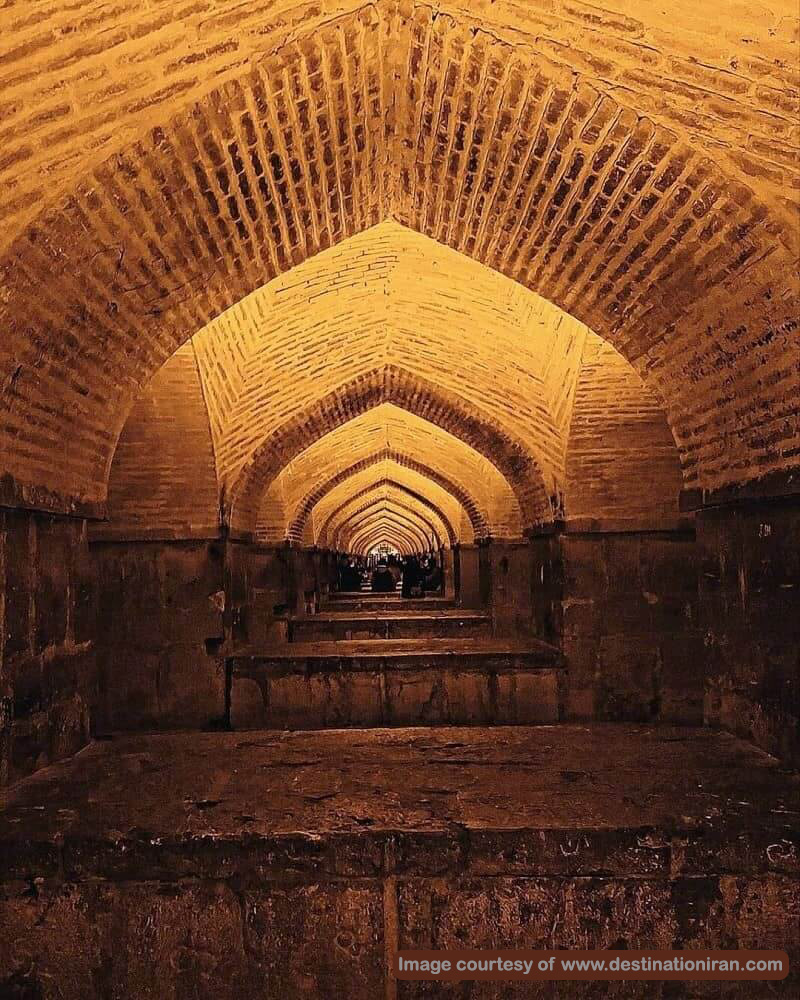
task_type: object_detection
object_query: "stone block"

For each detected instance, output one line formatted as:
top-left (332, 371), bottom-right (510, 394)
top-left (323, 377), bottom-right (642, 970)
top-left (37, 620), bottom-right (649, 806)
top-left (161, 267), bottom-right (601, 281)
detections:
top-left (442, 670), bottom-right (492, 724)
top-left (156, 645), bottom-right (225, 728)
top-left (34, 516), bottom-right (71, 650)
top-left (2, 512), bottom-right (33, 659)
top-left (494, 671), bottom-right (560, 723)
top-left (596, 635), bottom-right (658, 721)
top-left (267, 671), bottom-right (383, 729)
top-left (385, 669), bottom-right (448, 726)
top-left (242, 883), bottom-right (385, 1000)
top-left (230, 676), bottom-right (268, 729)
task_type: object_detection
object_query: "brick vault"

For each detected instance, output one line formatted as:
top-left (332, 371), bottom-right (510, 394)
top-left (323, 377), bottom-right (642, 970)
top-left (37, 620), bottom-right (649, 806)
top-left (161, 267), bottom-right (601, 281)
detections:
top-left (0, 3), bottom-right (797, 998)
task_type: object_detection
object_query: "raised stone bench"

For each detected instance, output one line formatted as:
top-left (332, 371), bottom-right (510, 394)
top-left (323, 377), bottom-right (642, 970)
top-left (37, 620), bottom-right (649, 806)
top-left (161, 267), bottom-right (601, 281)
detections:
top-left (289, 609), bottom-right (492, 642)
top-left (228, 638), bottom-right (563, 729)
top-left (0, 726), bottom-right (797, 999)
top-left (324, 593), bottom-right (456, 612)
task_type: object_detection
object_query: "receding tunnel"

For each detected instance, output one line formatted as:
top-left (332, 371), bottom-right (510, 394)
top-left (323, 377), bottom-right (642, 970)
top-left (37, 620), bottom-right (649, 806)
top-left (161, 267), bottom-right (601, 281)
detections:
top-left (0, 2), bottom-right (797, 995)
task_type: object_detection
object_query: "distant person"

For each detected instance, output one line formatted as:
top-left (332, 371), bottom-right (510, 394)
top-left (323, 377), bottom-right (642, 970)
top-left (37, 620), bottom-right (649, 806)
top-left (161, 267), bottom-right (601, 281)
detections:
top-left (401, 555), bottom-right (422, 598)
top-left (423, 560), bottom-right (442, 593)
top-left (339, 558), bottom-right (361, 592)
top-left (387, 555), bottom-right (402, 589)
top-left (371, 560), bottom-right (395, 593)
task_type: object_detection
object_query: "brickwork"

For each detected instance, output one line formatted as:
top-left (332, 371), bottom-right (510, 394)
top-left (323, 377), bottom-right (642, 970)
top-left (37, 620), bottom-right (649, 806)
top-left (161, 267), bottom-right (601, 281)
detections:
top-left (0, 4), bottom-right (796, 517)
top-left (334, 497), bottom-right (446, 551)
top-left (230, 365), bottom-right (552, 533)
top-left (318, 482), bottom-right (456, 548)
top-left (345, 509), bottom-right (429, 551)
top-left (195, 228), bottom-right (574, 489)
top-left (566, 338), bottom-right (684, 525)
top-left (329, 495), bottom-right (445, 550)
top-left (346, 517), bottom-right (429, 554)
top-left (0, 0), bottom-right (797, 777)
top-left (311, 467), bottom-right (469, 548)
top-left (0, 1), bottom-right (797, 256)
top-left (294, 454), bottom-right (478, 546)
top-left (271, 408), bottom-right (513, 540)
top-left (98, 344), bottom-right (220, 539)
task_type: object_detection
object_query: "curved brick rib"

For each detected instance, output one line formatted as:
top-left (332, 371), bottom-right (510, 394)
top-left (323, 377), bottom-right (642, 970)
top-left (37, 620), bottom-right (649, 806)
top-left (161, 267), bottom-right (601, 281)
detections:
top-left (231, 365), bottom-right (551, 533)
top-left (346, 513), bottom-right (433, 554)
top-left (286, 450), bottom-right (489, 543)
top-left (316, 480), bottom-right (457, 549)
top-left (353, 527), bottom-right (415, 557)
top-left (345, 506), bottom-right (435, 553)
top-left (2, 2), bottom-right (796, 259)
top-left (330, 493), bottom-right (451, 551)
top-left (0, 4), bottom-right (795, 509)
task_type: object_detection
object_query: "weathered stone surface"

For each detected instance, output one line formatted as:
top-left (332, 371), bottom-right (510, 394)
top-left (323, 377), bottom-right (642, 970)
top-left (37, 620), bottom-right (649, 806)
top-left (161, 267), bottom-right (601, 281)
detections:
top-left (0, 511), bottom-right (95, 787)
top-left (91, 540), bottom-right (226, 732)
top-left (560, 531), bottom-right (703, 726)
top-left (229, 639), bottom-right (564, 729)
top-left (1, 726), bottom-right (796, 998)
top-left (289, 611), bottom-right (492, 642)
top-left (698, 499), bottom-right (800, 766)
top-left (395, 875), bottom-right (800, 998)
top-left (1, 726), bottom-right (796, 882)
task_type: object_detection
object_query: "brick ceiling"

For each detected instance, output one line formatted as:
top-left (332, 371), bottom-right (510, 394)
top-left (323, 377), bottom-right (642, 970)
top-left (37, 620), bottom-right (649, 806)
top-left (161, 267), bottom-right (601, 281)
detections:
top-left (319, 480), bottom-right (458, 547)
top-left (294, 454), bottom-right (480, 547)
top-left (1, 0), bottom-right (797, 549)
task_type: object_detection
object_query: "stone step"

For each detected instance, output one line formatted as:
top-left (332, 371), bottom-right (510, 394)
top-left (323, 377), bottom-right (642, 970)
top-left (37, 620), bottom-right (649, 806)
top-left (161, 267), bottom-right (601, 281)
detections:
top-left (1, 726), bottom-right (795, 1000)
top-left (324, 593), bottom-right (457, 612)
top-left (289, 610), bottom-right (492, 642)
top-left (228, 638), bottom-right (563, 730)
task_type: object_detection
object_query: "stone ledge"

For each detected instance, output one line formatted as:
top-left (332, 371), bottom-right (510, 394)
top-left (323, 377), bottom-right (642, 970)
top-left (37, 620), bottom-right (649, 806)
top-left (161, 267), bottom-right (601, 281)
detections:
top-left (289, 611), bottom-right (493, 641)
top-left (228, 644), bottom-right (565, 728)
top-left (2, 726), bottom-right (795, 883)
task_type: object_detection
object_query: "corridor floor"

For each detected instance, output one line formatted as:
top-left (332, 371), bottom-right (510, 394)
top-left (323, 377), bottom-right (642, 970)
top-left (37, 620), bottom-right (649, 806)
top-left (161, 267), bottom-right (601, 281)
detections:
top-left (2, 724), bottom-right (797, 999)
top-left (2, 724), bottom-right (796, 870)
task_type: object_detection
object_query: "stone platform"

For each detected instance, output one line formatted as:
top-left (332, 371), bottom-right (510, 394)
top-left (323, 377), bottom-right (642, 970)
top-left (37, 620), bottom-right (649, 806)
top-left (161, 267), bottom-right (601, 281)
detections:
top-left (289, 609), bottom-right (492, 641)
top-left (0, 725), bottom-right (797, 999)
top-left (324, 593), bottom-right (456, 612)
top-left (228, 638), bottom-right (563, 729)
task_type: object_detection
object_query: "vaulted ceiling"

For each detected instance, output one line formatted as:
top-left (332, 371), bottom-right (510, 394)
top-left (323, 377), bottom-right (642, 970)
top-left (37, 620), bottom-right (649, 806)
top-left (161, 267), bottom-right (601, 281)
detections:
top-left (1, 1), bottom-right (797, 551)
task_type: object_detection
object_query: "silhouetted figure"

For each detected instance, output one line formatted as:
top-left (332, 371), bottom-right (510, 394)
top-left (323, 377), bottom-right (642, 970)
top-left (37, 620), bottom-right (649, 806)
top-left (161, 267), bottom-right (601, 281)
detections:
top-left (423, 560), bottom-right (442, 593)
top-left (371, 560), bottom-right (395, 592)
top-left (338, 557), bottom-right (362, 592)
top-left (401, 556), bottom-right (422, 598)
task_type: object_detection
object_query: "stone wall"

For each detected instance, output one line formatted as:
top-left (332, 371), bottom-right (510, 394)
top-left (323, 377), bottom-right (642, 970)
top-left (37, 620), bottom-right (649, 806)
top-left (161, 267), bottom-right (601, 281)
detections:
top-left (0, 509), bottom-right (94, 787)
top-left (228, 542), bottom-right (292, 647)
top-left (3, 502), bottom-right (796, 777)
top-left (561, 529), bottom-right (704, 725)
top-left (91, 540), bottom-right (226, 732)
top-left (699, 498), bottom-right (800, 767)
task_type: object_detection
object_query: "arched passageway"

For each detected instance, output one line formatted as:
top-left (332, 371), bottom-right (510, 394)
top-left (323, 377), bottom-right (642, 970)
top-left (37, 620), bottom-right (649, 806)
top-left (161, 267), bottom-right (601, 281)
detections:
top-left (0, 3), bottom-right (797, 995)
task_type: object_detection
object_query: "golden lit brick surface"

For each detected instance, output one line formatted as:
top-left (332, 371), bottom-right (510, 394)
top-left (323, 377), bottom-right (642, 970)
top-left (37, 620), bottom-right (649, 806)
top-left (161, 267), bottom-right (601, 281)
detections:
top-left (319, 482), bottom-right (455, 547)
top-left (263, 406), bottom-right (511, 540)
top-left (0, 1), bottom-right (797, 541)
top-left (335, 497), bottom-right (446, 550)
top-left (1, 1), bottom-right (796, 253)
top-left (99, 344), bottom-right (219, 538)
top-left (308, 458), bottom-right (475, 547)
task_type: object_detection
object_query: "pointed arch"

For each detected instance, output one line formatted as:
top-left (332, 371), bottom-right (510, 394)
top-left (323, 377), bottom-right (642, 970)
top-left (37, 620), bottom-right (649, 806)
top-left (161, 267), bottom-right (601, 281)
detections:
top-left (287, 448), bottom-right (488, 542)
top-left (349, 518), bottom-right (426, 555)
top-left (318, 480), bottom-right (456, 549)
top-left (231, 365), bottom-right (551, 533)
top-left (335, 502), bottom-right (442, 552)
